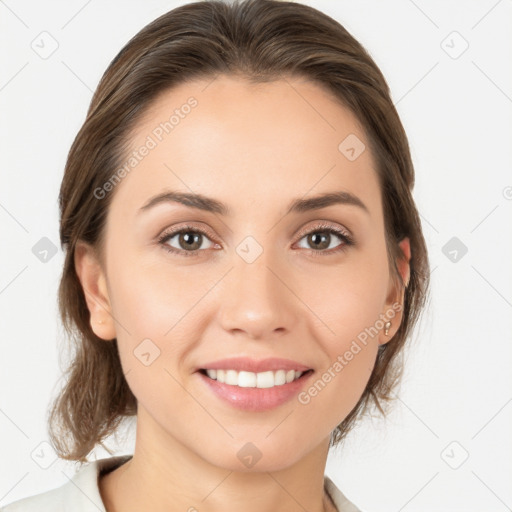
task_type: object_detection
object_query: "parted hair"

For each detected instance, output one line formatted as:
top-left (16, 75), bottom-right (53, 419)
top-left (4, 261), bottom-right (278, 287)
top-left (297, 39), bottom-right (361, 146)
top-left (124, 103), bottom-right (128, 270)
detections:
top-left (48, 0), bottom-right (430, 463)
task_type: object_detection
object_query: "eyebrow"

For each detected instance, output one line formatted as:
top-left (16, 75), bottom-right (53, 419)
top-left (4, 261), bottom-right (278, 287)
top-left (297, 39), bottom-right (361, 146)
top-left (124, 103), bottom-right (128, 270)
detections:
top-left (138, 190), bottom-right (369, 216)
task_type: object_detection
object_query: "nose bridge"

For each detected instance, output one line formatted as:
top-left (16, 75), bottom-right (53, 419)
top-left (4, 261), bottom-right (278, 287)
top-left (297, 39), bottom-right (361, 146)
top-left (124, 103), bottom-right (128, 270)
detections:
top-left (234, 244), bottom-right (278, 298)
top-left (217, 240), bottom-right (297, 339)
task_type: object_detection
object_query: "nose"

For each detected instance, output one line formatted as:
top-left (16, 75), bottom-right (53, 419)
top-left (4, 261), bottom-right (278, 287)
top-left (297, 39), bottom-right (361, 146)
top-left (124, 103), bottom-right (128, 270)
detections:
top-left (217, 248), bottom-right (299, 341)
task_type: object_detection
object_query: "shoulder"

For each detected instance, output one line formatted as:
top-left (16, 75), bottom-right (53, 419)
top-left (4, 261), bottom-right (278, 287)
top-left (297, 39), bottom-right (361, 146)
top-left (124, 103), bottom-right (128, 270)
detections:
top-left (324, 475), bottom-right (364, 512)
top-left (0, 484), bottom-right (73, 512)
top-left (0, 455), bottom-right (133, 512)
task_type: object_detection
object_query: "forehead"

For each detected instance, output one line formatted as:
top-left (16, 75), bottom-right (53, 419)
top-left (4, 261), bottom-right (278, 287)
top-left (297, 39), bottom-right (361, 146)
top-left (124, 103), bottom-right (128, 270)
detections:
top-left (109, 74), bottom-right (382, 222)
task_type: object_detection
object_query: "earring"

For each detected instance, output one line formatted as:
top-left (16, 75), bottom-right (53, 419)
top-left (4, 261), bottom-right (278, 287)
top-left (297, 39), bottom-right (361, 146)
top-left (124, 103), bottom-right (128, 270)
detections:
top-left (97, 319), bottom-right (104, 325)
top-left (384, 321), bottom-right (392, 336)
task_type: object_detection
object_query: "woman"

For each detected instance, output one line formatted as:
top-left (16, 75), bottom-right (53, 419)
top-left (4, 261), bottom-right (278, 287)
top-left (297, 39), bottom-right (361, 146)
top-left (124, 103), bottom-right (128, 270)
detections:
top-left (1, 0), bottom-right (429, 510)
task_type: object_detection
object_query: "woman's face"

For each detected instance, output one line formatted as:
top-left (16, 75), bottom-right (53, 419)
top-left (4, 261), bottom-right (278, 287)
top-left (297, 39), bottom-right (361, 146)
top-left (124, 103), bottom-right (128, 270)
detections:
top-left (78, 75), bottom-right (409, 471)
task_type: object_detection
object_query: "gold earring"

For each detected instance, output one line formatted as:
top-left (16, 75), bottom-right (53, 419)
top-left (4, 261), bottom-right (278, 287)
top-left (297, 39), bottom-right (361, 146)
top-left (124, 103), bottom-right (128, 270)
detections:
top-left (384, 321), bottom-right (392, 336)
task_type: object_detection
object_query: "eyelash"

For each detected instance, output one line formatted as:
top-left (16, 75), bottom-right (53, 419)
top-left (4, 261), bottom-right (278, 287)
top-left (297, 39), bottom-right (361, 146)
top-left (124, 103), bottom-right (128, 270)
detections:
top-left (157, 221), bottom-right (355, 258)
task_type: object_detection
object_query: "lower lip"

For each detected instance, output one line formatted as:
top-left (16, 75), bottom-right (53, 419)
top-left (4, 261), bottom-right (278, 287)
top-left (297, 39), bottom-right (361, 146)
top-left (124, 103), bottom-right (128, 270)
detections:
top-left (197, 370), bottom-right (314, 412)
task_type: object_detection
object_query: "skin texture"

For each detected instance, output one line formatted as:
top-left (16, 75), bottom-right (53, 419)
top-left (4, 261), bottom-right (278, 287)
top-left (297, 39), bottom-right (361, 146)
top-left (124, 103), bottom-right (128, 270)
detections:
top-left (75, 75), bottom-right (410, 512)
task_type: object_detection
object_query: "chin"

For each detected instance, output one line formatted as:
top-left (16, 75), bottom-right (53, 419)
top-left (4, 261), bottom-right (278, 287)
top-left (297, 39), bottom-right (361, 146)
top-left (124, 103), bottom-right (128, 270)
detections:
top-left (200, 438), bottom-right (311, 473)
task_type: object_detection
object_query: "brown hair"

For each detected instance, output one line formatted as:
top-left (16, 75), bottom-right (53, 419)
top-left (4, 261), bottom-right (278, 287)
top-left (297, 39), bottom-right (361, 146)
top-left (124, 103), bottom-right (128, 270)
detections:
top-left (48, 0), bottom-right (430, 463)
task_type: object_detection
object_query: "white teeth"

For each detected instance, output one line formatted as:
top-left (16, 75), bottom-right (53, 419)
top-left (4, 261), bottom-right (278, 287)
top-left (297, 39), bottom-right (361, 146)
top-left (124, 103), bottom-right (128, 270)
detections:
top-left (238, 371), bottom-right (256, 387)
top-left (274, 369), bottom-right (286, 386)
top-left (204, 368), bottom-right (306, 388)
top-left (206, 369), bottom-right (217, 380)
top-left (256, 371), bottom-right (274, 388)
top-left (225, 369), bottom-right (238, 385)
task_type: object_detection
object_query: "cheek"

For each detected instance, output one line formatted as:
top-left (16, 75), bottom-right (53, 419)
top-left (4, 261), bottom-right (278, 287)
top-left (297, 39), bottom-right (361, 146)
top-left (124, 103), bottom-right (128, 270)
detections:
top-left (107, 243), bottom-right (202, 335)
top-left (297, 342), bottom-right (378, 435)
top-left (106, 253), bottom-right (212, 379)
top-left (297, 300), bottom-right (381, 434)
top-left (301, 253), bottom-right (390, 343)
top-left (107, 263), bottom-right (198, 412)
top-left (295, 248), bottom-right (388, 412)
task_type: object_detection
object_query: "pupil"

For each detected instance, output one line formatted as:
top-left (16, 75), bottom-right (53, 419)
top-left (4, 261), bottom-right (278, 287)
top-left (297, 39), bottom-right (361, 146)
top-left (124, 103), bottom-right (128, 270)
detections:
top-left (182, 232), bottom-right (200, 249)
top-left (310, 232), bottom-right (329, 249)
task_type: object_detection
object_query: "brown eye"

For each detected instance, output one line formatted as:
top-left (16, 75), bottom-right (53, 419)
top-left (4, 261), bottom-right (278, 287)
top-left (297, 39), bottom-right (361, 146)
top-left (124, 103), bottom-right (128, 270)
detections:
top-left (175, 231), bottom-right (203, 251)
top-left (158, 226), bottom-right (217, 257)
top-left (295, 224), bottom-right (354, 254)
top-left (305, 231), bottom-right (332, 250)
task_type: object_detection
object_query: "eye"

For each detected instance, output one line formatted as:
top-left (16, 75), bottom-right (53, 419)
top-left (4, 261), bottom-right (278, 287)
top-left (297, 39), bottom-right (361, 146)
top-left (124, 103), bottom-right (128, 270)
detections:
top-left (157, 225), bottom-right (218, 257)
top-left (294, 221), bottom-right (354, 256)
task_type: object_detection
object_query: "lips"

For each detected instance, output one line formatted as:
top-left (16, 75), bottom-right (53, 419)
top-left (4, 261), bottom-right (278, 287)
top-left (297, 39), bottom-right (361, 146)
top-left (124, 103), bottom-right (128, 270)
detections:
top-left (197, 366), bottom-right (314, 411)
top-left (197, 357), bottom-right (312, 374)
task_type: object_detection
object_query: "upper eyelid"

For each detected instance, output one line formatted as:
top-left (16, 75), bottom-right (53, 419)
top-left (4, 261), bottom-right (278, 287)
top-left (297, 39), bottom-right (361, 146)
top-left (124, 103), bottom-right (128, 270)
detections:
top-left (158, 222), bottom-right (218, 242)
top-left (295, 221), bottom-right (351, 239)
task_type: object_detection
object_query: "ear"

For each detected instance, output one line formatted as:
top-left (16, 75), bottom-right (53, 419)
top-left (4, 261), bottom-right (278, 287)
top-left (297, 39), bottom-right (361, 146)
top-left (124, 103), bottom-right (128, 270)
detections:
top-left (74, 240), bottom-right (116, 341)
top-left (379, 237), bottom-right (411, 345)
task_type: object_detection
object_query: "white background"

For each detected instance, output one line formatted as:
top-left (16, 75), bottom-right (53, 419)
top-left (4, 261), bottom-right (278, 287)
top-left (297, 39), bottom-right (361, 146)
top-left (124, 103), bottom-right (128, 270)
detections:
top-left (1, 1), bottom-right (511, 511)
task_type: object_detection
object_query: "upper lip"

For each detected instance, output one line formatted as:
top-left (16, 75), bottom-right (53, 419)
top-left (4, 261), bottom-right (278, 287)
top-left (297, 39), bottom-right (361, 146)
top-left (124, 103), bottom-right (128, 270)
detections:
top-left (198, 357), bottom-right (312, 373)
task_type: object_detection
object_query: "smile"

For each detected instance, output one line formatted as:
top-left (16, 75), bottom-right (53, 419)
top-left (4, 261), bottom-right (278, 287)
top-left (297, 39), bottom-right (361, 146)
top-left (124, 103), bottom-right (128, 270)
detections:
top-left (201, 368), bottom-right (308, 388)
